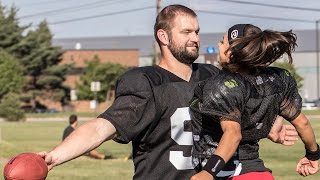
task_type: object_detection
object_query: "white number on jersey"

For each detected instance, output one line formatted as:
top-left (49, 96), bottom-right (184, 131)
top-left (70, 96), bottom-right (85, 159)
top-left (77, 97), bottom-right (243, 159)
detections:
top-left (169, 107), bottom-right (197, 170)
top-left (169, 107), bottom-right (242, 177)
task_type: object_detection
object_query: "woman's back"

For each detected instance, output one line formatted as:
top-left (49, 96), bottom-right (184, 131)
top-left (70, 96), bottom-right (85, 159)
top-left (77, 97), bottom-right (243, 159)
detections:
top-left (240, 67), bottom-right (302, 142)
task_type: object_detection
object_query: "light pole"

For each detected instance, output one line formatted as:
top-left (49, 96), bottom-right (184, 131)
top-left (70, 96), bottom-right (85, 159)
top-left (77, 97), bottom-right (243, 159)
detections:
top-left (316, 20), bottom-right (320, 99)
top-left (91, 81), bottom-right (101, 115)
top-left (153, 0), bottom-right (161, 65)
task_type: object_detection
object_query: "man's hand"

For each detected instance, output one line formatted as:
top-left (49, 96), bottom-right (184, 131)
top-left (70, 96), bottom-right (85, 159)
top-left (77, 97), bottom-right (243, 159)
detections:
top-left (296, 157), bottom-right (319, 176)
top-left (268, 116), bottom-right (298, 146)
top-left (190, 170), bottom-right (214, 180)
top-left (269, 124), bottom-right (298, 145)
top-left (37, 151), bottom-right (55, 171)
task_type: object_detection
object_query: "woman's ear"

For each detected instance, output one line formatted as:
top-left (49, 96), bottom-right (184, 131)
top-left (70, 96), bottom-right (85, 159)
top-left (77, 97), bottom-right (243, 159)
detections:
top-left (157, 29), bottom-right (169, 45)
top-left (224, 50), bottom-right (232, 63)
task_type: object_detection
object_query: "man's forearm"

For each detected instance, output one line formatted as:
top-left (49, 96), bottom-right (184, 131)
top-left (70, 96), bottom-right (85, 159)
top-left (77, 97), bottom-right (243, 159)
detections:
top-left (50, 118), bottom-right (116, 166)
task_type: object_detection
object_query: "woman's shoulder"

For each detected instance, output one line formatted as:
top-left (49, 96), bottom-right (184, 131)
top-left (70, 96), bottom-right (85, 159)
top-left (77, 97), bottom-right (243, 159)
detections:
top-left (204, 70), bottom-right (249, 91)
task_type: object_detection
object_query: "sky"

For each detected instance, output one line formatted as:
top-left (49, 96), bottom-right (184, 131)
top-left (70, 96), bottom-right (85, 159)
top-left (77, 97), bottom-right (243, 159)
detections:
top-left (1, 0), bottom-right (320, 39)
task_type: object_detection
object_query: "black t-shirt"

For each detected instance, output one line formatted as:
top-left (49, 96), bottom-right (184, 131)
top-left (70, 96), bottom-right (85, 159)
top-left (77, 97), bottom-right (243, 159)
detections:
top-left (62, 125), bottom-right (74, 141)
top-left (190, 67), bottom-right (302, 177)
top-left (98, 64), bottom-right (219, 180)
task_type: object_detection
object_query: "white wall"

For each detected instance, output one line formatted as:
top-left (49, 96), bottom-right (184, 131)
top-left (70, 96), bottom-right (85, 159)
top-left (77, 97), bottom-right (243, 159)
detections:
top-left (292, 52), bottom-right (318, 101)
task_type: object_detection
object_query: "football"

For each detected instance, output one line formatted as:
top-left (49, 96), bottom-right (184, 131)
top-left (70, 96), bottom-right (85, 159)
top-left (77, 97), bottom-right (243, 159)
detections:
top-left (3, 153), bottom-right (48, 180)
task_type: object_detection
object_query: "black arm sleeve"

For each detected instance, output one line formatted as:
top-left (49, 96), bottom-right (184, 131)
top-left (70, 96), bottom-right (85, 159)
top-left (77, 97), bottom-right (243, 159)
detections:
top-left (279, 70), bottom-right (302, 121)
top-left (98, 69), bottom-right (156, 143)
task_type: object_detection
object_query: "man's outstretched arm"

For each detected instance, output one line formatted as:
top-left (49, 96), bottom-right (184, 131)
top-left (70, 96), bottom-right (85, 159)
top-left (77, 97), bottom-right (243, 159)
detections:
top-left (38, 118), bottom-right (116, 170)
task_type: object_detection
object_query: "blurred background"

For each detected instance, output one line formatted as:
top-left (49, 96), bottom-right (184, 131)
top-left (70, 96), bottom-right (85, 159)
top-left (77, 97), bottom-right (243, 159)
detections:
top-left (0, 0), bottom-right (320, 179)
top-left (0, 0), bottom-right (319, 115)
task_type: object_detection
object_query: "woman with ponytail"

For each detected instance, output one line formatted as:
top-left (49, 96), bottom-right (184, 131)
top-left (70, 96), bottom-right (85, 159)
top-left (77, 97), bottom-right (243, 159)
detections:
top-left (190, 24), bottom-right (319, 180)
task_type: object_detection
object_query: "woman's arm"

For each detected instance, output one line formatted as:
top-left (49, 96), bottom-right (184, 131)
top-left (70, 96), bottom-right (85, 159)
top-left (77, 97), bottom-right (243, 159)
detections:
top-left (190, 120), bottom-right (241, 180)
top-left (290, 113), bottom-right (319, 176)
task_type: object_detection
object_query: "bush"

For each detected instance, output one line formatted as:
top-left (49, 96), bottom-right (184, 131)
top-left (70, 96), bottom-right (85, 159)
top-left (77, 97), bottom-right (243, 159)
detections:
top-left (0, 93), bottom-right (25, 121)
top-left (0, 50), bottom-right (25, 99)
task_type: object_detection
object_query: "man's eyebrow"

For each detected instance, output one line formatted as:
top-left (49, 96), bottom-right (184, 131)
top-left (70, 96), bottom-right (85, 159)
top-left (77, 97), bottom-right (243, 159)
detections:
top-left (182, 28), bottom-right (200, 32)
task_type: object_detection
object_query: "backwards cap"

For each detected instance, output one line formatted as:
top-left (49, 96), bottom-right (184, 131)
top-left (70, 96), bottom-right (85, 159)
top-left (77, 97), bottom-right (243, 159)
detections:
top-left (227, 24), bottom-right (248, 43)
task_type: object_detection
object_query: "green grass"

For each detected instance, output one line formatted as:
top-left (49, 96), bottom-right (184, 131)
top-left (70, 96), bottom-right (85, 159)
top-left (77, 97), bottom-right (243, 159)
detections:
top-left (259, 119), bottom-right (320, 180)
top-left (302, 109), bottom-right (320, 115)
top-left (1, 120), bottom-right (320, 179)
top-left (0, 121), bottom-right (133, 180)
top-left (25, 111), bottom-right (99, 118)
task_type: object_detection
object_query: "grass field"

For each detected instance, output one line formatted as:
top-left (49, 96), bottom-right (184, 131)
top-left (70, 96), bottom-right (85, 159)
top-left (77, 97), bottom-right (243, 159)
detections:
top-left (0, 118), bottom-right (320, 179)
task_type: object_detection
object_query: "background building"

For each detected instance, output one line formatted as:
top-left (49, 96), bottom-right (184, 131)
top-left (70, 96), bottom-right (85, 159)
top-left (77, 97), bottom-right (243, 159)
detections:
top-left (53, 29), bottom-right (319, 104)
top-left (60, 49), bottom-right (139, 89)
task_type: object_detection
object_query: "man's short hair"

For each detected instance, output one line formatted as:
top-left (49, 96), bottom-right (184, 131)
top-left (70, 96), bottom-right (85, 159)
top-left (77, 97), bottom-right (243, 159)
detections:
top-left (154, 4), bottom-right (197, 45)
top-left (69, 114), bottom-right (78, 124)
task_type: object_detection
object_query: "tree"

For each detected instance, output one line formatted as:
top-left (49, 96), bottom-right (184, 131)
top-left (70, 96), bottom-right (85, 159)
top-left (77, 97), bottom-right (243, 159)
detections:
top-left (0, 50), bottom-right (24, 99)
top-left (77, 56), bottom-right (128, 102)
top-left (272, 61), bottom-right (303, 90)
top-left (0, 4), bottom-right (27, 56)
top-left (0, 93), bottom-right (25, 121)
top-left (19, 21), bottom-right (70, 104)
top-left (0, 4), bottom-right (69, 107)
top-left (0, 50), bottom-right (25, 121)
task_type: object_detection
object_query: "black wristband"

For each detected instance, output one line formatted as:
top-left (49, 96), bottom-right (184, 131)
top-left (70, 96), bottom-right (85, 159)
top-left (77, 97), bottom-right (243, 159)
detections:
top-left (305, 144), bottom-right (320, 161)
top-left (203, 154), bottom-right (226, 177)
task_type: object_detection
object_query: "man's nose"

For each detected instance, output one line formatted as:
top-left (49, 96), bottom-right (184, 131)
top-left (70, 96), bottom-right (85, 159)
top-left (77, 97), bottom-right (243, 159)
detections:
top-left (190, 32), bottom-right (200, 42)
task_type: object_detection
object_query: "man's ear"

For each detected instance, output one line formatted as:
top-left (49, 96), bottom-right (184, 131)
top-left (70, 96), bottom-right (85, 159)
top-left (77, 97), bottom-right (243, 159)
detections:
top-left (157, 29), bottom-right (169, 45)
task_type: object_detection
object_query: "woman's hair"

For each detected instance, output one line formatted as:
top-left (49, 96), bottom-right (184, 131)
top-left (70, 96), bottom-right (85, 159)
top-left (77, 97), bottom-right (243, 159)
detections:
top-left (154, 4), bottom-right (197, 45)
top-left (222, 24), bottom-right (297, 72)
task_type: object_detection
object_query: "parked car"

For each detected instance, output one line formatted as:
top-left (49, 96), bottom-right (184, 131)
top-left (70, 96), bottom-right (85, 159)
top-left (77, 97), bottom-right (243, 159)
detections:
top-left (35, 108), bottom-right (59, 113)
top-left (21, 106), bottom-right (60, 113)
top-left (302, 101), bottom-right (318, 110)
top-left (312, 99), bottom-right (320, 107)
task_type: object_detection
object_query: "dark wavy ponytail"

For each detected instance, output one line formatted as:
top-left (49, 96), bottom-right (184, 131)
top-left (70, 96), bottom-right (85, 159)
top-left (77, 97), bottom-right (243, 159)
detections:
top-left (223, 24), bottom-right (297, 72)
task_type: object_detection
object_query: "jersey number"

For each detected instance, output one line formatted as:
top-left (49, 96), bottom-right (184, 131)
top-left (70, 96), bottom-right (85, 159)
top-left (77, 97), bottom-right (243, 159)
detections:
top-left (169, 107), bottom-right (196, 170)
top-left (169, 107), bottom-right (241, 177)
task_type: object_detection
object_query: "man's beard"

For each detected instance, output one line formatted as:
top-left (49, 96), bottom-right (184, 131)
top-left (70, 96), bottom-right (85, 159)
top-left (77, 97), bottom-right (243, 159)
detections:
top-left (168, 39), bottom-right (199, 64)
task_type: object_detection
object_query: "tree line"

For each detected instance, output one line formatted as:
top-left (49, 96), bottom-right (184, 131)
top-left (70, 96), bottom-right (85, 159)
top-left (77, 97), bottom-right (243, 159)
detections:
top-left (0, 4), bottom-right (302, 121)
top-left (0, 4), bottom-right (128, 121)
